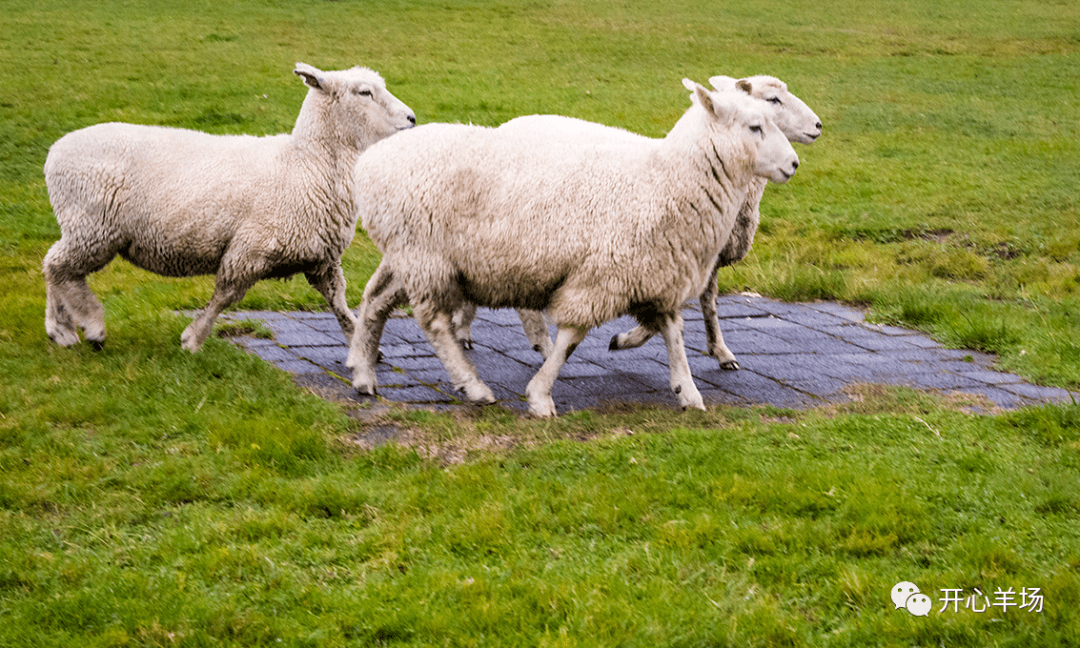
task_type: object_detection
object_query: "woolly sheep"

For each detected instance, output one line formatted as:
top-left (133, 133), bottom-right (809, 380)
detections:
top-left (42, 63), bottom-right (415, 351)
top-left (346, 80), bottom-right (799, 417)
top-left (610, 75), bottom-right (821, 369)
top-left (452, 75), bottom-right (822, 369)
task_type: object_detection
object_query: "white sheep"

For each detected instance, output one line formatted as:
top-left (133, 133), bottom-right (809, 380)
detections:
top-left (42, 63), bottom-right (415, 351)
top-left (610, 75), bottom-right (821, 369)
top-left (452, 75), bottom-right (822, 369)
top-left (346, 80), bottom-right (799, 417)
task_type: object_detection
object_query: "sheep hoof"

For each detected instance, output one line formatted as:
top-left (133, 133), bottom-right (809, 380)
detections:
top-left (47, 330), bottom-right (80, 347)
top-left (675, 387), bottom-right (705, 412)
top-left (460, 338), bottom-right (474, 350)
top-left (527, 398), bottom-right (558, 419)
top-left (180, 329), bottom-right (205, 352)
top-left (463, 383), bottom-right (495, 405)
top-left (719, 360), bottom-right (740, 371)
top-left (608, 334), bottom-right (620, 351)
top-left (353, 370), bottom-right (379, 396)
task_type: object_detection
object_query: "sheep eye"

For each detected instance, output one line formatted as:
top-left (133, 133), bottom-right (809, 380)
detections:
top-left (767, 97), bottom-right (782, 105)
top-left (354, 88), bottom-right (373, 97)
top-left (749, 125), bottom-right (763, 135)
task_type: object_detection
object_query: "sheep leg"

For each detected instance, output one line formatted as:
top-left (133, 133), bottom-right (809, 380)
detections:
top-left (181, 273), bottom-right (257, 352)
top-left (700, 280), bottom-right (740, 370)
top-left (305, 262), bottom-right (357, 341)
top-left (518, 309), bottom-right (554, 359)
top-left (44, 284), bottom-right (79, 347)
top-left (525, 325), bottom-right (588, 418)
top-left (413, 301), bottom-right (495, 405)
top-left (45, 280), bottom-right (102, 348)
top-left (608, 324), bottom-right (654, 352)
top-left (42, 235), bottom-right (112, 348)
top-left (455, 303), bottom-right (553, 358)
top-left (659, 312), bottom-right (706, 411)
top-left (451, 302), bottom-right (477, 349)
top-left (347, 263), bottom-right (406, 395)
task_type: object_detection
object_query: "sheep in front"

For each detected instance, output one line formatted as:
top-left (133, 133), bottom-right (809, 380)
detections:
top-left (42, 63), bottom-right (415, 351)
top-left (346, 80), bottom-right (799, 417)
top-left (608, 75), bottom-right (821, 369)
top-left (451, 74), bottom-right (822, 369)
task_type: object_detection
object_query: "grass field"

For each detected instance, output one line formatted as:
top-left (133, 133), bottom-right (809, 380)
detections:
top-left (1, 0), bottom-right (1079, 645)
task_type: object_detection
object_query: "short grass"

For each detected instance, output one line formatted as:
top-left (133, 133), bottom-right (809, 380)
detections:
top-left (1, 0), bottom-right (1079, 645)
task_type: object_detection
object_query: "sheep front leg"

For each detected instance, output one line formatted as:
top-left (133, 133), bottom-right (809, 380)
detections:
top-left (347, 263), bottom-right (406, 395)
top-left (413, 301), bottom-right (495, 405)
top-left (659, 312), bottom-right (706, 411)
top-left (306, 262), bottom-right (356, 341)
top-left (700, 281), bottom-right (739, 370)
top-left (525, 325), bottom-right (587, 418)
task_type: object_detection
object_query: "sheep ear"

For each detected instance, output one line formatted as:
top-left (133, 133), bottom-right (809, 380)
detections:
top-left (735, 79), bottom-right (753, 95)
top-left (708, 75), bottom-right (737, 91)
top-left (681, 77), bottom-right (697, 92)
top-left (692, 83), bottom-right (717, 116)
top-left (294, 63), bottom-right (327, 92)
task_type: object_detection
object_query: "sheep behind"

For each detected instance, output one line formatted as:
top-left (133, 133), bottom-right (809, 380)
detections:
top-left (42, 63), bottom-right (415, 351)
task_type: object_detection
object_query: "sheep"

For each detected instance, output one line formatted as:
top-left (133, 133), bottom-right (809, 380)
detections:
top-left (451, 75), bottom-right (822, 369)
top-left (609, 75), bottom-right (821, 369)
top-left (42, 62), bottom-right (415, 352)
top-left (346, 79), bottom-right (799, 417)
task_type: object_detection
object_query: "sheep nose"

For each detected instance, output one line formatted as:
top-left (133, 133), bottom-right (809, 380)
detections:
top-left (815, 121), bottom-right (823, 130)
top-left (407, 114), bottom-right (416, 125)
top-left (792, 159), bottom-right (799, 170)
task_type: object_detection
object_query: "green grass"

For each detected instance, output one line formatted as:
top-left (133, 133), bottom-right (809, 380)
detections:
top-left (2, 0), bottom-right (1080, 645)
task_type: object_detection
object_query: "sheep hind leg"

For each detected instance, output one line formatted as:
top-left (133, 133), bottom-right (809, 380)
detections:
top-left (608, 324), bottom-right (654, 352)
top-left (413, 301), bottom-right (495, 405)
top-left (347, 263), bottom-right (407, 395)
top-left (700, 280), bottom-right (739, 370)
top-left (42, 237), bottom-right (111, 348)
top-left (525, 325), bottom-right (588, 418)
top-left (305, 263), bottom-right (357, 341)
top-left (451, 302), bottom-right (477, 350)
top-left (44, 279), bottom-right (82, 348)
top-left (518, 309), bottom-right (553, 359)
top-left (659, 312), bottom-right (706, 411)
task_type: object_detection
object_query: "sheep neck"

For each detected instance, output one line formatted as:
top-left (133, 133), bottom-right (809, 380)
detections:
top-left (644, 104), bottom-right (756, 296)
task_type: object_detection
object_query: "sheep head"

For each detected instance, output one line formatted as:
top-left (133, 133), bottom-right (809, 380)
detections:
top-left (684, 79), bottom-right (800, 184)
top-left (292, 62), bottom-right (416, 151)
top-left (709, 74), bottom-right (822, 144)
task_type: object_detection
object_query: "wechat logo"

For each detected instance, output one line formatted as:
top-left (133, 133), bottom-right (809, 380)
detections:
top-left (892, 581), bottom-right (932, 617)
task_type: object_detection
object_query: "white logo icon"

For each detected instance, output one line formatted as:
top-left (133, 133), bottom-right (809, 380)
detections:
top-left (906, 592), bottom-right (933, 616)
top-left (892, 581), bottom-right (930, 616)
